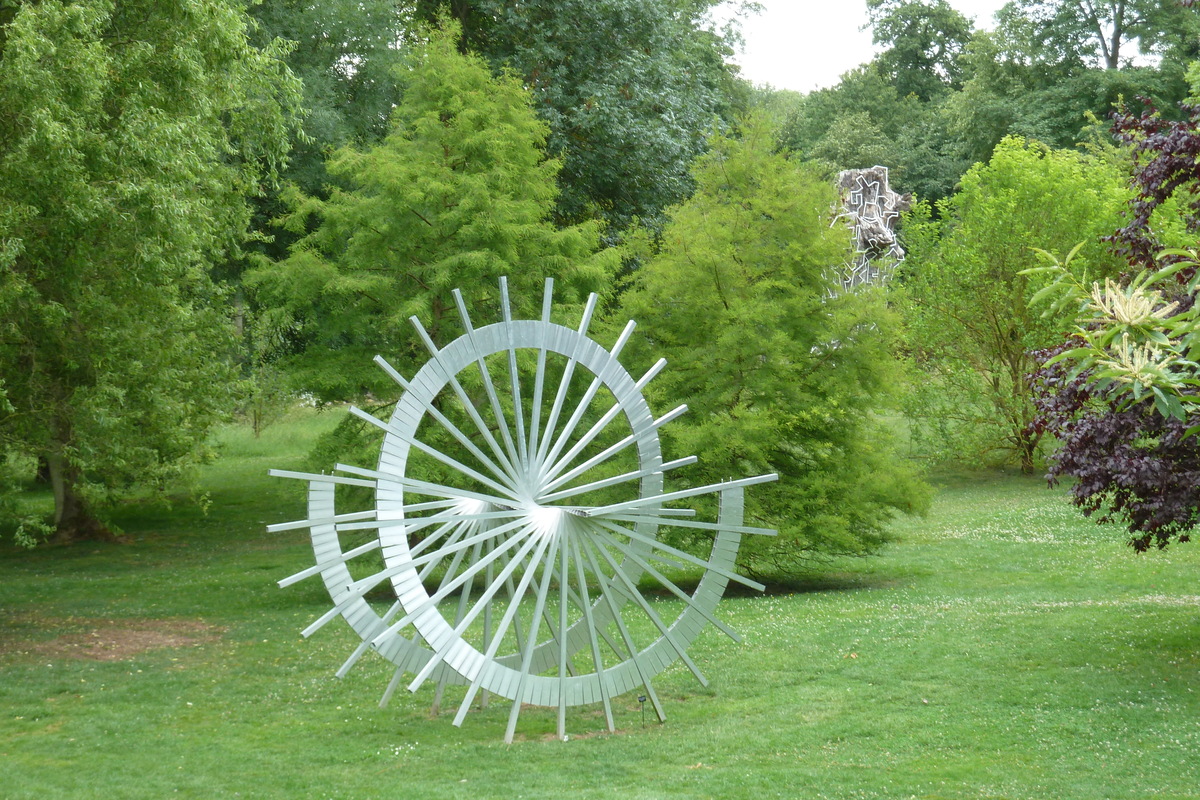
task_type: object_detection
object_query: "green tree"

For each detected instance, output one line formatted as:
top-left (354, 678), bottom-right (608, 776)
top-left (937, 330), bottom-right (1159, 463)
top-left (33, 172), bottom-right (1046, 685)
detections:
top-left (234, 1), bottom-right (418, 432)
top-left (617, 116), bottom-right (929, 577)
top-left (943, 6), bottom-right (1189, 166)
top-left (249, 22), bottom-right (619, 404)
top-left (1009, 0), bottom-right (1200, 70)
top-left (808, 111), bottom-right (903, 173)
top-left (247, 0), bottom-right (413, 200)
top-left (775, 64), bottom-right (968, 205)
top-left (409, 0), bottom-right (746, 234)
top-left (866, 0), bottom-right (974, 100)
top-left (780, 66), bottom-right (918, 157)
top-left (899, 136), bottom-right (1129, 471)
top-left (0, 0), bottom-right (301, 543)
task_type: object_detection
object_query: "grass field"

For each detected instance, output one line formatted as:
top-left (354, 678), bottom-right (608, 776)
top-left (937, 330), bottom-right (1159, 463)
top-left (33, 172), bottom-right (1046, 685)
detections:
top-left (2, 408), bottom-right (1198, 799)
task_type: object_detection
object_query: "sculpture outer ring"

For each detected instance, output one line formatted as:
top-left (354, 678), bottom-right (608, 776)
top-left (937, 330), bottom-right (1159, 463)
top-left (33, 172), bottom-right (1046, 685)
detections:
top-left (374, 319), bottom-right (741, 706)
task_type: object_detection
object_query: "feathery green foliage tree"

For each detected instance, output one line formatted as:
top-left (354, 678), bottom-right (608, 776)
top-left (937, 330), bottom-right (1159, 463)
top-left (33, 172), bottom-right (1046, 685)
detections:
top-left (618, 117), bottom-right (929, 577)
top-left (0, 0), bottom-right (302, 543)
top-left (249, 23), bottom-right (619, 404)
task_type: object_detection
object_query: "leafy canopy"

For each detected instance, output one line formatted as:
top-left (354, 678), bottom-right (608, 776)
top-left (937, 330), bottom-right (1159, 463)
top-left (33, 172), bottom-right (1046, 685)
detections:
top-left (618, 116), bottom-right (929, 577)
top-left (899, 136), bottom-right (1128, 471)
top-left (867, 0), bottom-right (973, 100)
top-left (249, 21), bottom-right (619, 404)
top-left (0, 0), bottom-right (302, 543)
top-left (409, 0), bottom-right (744, 234)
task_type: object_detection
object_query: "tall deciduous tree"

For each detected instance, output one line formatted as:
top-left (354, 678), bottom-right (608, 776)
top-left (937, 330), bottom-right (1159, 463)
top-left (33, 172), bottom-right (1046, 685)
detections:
top-left (247, 0), bottom-right (413, 200)
top-left (409, 0), bottom-right (746, 234)
top-left (617, 116), bottom-right (929, 577)
top-left (866, 0), bottom-right (974, 100)
top-left (775, 62), bottom-right (969, 206)
top-left (249, 23), bottom-right (619, 403)
top-left (1008, 0), bottom-right (1200, 70)
top-left (900, 136), bottom-right (1128, 471)
top-left (0, 0), bottom-right (302, 543)
top-left (943, 3), bottom-right (1191, 166)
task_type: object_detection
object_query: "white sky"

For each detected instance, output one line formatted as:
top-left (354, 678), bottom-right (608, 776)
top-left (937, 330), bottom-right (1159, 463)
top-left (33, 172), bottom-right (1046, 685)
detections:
top-left (721, 1), bottom-right (1012, 93)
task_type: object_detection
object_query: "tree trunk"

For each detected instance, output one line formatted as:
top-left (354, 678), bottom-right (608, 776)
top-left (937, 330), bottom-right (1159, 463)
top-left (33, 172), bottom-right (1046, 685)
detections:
top-left (44, 449), bottom-right (118, 544)
top-left (1019, 444), bottom-right (1036, 475)
top-left (1016, 425), bottom-right (1041, 475)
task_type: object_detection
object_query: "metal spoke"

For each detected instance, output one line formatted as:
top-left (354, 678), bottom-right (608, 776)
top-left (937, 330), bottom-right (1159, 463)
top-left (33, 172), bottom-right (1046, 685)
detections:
top-left (532, 294), bottom-right (600, 472)
top-left (407, 314), bottom-right (519, 479)
top-left (592, 518), bottom-right (766, 592)
top-left (538, 456), bottom-right (696, 504)
top-left (498, 277), bottom-right (529, 474)
top-left (540, 404), bottom-right (689, 491)
top-left (585, 473), bottom-right (779, 518)
top-left (567, 534), bottom-right (614, 732)
top-left (577, 533), bottom-right (665, 722)
top-left (374, 355), bottom-right (515, 489)
top-left (444, 295), bottom-right (523, 471)
top-left (541, 358), bottom-right (666, 486)
top-left (505, 534), bottom-right (561, 742)
top-left (588, 526), bottom-right (742, 642)
top-left (527, 278), bottom-right (555, 468)
top-left (580, 529), bottom-right (708, 686)
top-left (450, 534), bottom-right (554, 725)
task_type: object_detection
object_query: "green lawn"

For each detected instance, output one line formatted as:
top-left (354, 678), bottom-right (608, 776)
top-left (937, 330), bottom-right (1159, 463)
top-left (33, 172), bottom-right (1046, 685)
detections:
top-left (2, 409), bottom-right (1198, 799)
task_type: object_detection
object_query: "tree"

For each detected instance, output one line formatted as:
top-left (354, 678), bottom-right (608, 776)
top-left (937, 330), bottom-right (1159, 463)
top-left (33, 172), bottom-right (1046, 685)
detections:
top-left (616, 116), bottom-right (929, 577)
top-left (808, 111), bottom-right (903, 173)
top-left (866, 0), bottom-right (974, 100)
top-left (781, 66), bottom-right (922, 156)
top-left (248, 22), bottom-right (619, 404)
top-left (1025, 80), bottom-right (1200, 550)
top-left (775, 60), bottom-right (969, 206)
top-left (899, 136), bottom-right (1129, 471)
top-left (247, 0), bottom-right (413, 200)
top-left (408, 0), bottom-right (746, 234)
top-left (0, 0), bottom-right (302, 543)
top-left (943, 5), bottom-right (1189, 166)
top-left (1008, 0), bottom-right (1200, 70)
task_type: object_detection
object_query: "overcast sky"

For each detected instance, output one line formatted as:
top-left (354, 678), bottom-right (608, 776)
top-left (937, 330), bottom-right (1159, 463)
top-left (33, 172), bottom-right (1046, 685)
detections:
top-left (721, 1), bottom-right (1012, 93)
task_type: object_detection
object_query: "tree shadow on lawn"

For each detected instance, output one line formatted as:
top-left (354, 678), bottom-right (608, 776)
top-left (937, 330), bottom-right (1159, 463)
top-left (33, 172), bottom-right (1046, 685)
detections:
top-left (643, 569), bottom-right (910, 599)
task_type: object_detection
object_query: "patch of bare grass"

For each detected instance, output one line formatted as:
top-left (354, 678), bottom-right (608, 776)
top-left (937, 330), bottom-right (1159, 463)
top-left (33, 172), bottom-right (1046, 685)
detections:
top-left (0, 614), bottom-right (224, 661)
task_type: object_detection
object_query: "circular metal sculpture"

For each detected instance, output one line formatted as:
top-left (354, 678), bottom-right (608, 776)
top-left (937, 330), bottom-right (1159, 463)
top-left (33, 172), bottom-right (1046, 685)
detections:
top-left (269, 278), bottom-right (776, 741)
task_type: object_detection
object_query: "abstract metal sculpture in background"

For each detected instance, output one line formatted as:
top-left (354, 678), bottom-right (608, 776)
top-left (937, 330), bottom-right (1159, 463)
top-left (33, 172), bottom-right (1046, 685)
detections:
top-left (269, 278), bottom-right (776, 742)
top-left (833, 166), bottom-right (912, 291)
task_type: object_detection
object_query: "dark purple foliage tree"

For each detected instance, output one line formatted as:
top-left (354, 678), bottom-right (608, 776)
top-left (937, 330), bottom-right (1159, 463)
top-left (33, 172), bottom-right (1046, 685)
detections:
top-left (1108, 101), bottom-right (1200, 270)
top-left (1029, 89), bottom-right (1200, 550)
top-left (1030, 341), bottom-right (1197, 550)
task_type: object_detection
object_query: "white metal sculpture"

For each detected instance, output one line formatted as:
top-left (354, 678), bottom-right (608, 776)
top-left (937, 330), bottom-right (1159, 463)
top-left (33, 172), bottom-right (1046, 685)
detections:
top-left (833, 166), bottom-right (912, 291)
top-left (269, 278), bottom-right (776, 742)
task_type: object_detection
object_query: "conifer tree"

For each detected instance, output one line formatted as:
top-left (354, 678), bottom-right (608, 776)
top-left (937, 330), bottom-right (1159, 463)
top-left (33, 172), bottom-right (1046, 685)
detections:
top-left (250, 22), bottom-right (618, 402)
top-left (617, 117), bottom-right (929, 576)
